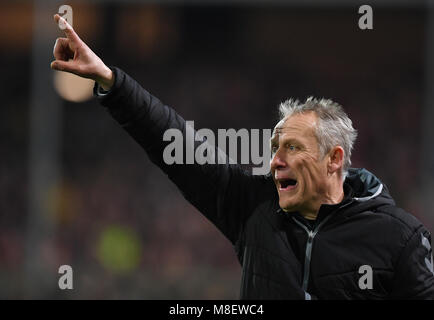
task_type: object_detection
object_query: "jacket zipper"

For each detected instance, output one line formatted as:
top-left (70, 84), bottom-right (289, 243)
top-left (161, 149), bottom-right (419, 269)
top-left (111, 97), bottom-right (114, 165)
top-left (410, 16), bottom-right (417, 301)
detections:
top-left (291, 200), bottom-right (354, 295)
top-left (292, 215), bottom-right (334, 292)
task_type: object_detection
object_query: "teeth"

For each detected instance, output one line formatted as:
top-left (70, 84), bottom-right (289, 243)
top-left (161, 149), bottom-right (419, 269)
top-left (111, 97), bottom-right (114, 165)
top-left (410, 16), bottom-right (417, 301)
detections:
top-left (280, 179), bottom-right (296, 188)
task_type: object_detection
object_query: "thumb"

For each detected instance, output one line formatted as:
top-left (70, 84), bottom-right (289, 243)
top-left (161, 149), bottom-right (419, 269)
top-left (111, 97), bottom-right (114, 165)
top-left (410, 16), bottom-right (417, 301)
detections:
top-left (50, 59), bottom-right (79, 74)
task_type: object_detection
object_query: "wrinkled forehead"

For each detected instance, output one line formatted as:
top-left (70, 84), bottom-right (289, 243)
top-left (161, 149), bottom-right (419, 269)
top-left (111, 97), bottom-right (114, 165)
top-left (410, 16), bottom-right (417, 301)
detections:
top-left (271, 113), bottom-right (318, 144)
top-left (270, 118), bottom-right (288, 145)
top-left (272, 118), bottom-right (286, 136)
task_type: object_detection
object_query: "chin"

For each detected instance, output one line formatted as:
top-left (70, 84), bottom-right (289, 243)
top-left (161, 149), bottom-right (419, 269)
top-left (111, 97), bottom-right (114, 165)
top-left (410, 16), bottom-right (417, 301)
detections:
top-left (277, 188), bottom-right (301, 211)
top-left (279, 200), bottom-right (298, 213)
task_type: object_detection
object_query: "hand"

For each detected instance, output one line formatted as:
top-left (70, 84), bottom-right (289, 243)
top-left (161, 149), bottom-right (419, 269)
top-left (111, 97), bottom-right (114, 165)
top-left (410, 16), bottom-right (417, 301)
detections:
top-left (50, 14), bottom-right (114, 91)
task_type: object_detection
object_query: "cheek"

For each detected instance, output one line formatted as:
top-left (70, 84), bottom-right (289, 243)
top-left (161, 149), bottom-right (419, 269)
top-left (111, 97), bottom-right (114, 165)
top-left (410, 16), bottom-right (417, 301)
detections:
top-left (290, 157), bottom-right (307, 177)
top-left (287, 154), bottom-right (304, 168)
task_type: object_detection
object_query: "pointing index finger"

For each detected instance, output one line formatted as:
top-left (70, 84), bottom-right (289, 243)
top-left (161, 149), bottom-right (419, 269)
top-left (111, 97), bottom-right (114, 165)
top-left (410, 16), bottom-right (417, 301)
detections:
top-left (54, 14), bottom-right (81, 43)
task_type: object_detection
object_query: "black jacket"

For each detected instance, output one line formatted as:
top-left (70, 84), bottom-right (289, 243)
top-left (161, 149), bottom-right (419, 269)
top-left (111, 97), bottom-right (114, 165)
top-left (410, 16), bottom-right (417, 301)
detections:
top-left (95, 67), bottom-right (434, 299)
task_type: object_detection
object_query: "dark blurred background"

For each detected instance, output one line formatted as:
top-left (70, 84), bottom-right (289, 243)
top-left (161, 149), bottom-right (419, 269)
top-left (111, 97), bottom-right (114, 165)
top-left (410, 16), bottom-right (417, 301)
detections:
top-left (1, 0), bottom-right (433, 299)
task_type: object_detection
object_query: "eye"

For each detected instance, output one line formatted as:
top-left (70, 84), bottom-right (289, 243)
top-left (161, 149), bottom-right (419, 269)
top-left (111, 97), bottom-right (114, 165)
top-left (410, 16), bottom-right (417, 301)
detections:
top-left (286, 143), bottom-right (297, 151)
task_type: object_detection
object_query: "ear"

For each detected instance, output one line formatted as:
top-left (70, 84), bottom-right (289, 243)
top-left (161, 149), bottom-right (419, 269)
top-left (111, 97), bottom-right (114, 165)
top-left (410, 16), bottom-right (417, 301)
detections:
top-left (327, 146), bottom-right (344, 175)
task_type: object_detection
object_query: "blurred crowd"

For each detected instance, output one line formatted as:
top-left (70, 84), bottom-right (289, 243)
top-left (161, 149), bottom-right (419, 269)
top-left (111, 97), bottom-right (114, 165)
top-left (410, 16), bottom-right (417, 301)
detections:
top-left (0, 3), bottom-right (431, 299)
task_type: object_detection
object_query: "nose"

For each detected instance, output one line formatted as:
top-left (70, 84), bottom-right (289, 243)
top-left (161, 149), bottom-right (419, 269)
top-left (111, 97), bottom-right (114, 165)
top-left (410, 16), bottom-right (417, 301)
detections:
top-left (270, 150), bottom-right (287, 173)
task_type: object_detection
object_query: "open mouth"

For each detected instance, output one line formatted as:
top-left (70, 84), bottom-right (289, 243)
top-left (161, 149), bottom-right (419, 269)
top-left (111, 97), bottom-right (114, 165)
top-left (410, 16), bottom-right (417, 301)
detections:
top-left (278, 178), bottom-right (298, 191)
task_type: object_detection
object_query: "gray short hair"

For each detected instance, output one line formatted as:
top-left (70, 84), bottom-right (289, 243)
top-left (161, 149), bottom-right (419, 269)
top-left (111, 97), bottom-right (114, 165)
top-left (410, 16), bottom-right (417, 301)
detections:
top-left (278, 97), bottom-right (357, 178)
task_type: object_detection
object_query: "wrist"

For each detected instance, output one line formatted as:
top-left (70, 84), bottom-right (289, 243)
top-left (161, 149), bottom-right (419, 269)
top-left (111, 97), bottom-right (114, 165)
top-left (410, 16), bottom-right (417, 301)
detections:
top-left (97, 66), bottom-right (114, 91)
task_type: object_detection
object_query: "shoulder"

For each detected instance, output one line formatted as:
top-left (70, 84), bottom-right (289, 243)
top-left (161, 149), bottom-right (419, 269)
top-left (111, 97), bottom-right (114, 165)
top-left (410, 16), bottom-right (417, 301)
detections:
top-left (374, 204), bottom-right (427, 241)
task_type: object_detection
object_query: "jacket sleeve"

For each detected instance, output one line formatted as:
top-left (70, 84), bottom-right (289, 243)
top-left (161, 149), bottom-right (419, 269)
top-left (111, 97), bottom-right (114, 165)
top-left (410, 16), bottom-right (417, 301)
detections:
top-left (390, 226), bottom-right (434, 299)
top-left (94, 67), bottom-right (275, 245)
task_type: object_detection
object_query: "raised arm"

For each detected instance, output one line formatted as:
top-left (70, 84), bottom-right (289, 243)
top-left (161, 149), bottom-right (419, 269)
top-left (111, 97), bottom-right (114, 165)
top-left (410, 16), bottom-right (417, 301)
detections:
top-left (50, 14), bottom-right (275, 245)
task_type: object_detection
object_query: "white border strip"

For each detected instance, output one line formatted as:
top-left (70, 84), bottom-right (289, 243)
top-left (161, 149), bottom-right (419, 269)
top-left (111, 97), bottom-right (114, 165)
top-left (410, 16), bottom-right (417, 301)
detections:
top-left (354, 183), bottom-right (383, 202)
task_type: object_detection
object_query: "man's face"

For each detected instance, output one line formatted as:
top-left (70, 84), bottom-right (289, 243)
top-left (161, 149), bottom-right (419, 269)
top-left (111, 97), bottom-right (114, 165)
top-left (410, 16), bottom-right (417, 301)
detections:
top-left (270, 112), bottom-right (329, 214)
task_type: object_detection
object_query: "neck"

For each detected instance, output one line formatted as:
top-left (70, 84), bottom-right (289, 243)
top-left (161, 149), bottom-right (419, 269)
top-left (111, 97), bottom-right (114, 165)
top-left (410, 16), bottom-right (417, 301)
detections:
top-left (301, 178), bottom-right (345, 221)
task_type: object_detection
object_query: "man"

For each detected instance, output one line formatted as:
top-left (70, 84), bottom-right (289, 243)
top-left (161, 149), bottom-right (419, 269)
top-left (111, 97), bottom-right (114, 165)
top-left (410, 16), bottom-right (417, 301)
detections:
top-left (50, 14), bottom-right (434, 299)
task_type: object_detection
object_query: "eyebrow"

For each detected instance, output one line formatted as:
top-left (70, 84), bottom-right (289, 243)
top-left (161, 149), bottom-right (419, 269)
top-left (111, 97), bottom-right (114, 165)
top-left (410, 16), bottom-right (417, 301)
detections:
top-left (270, 134), bottom-right (302, 148)
top-left (270, 131), bottom-right (279, 147)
